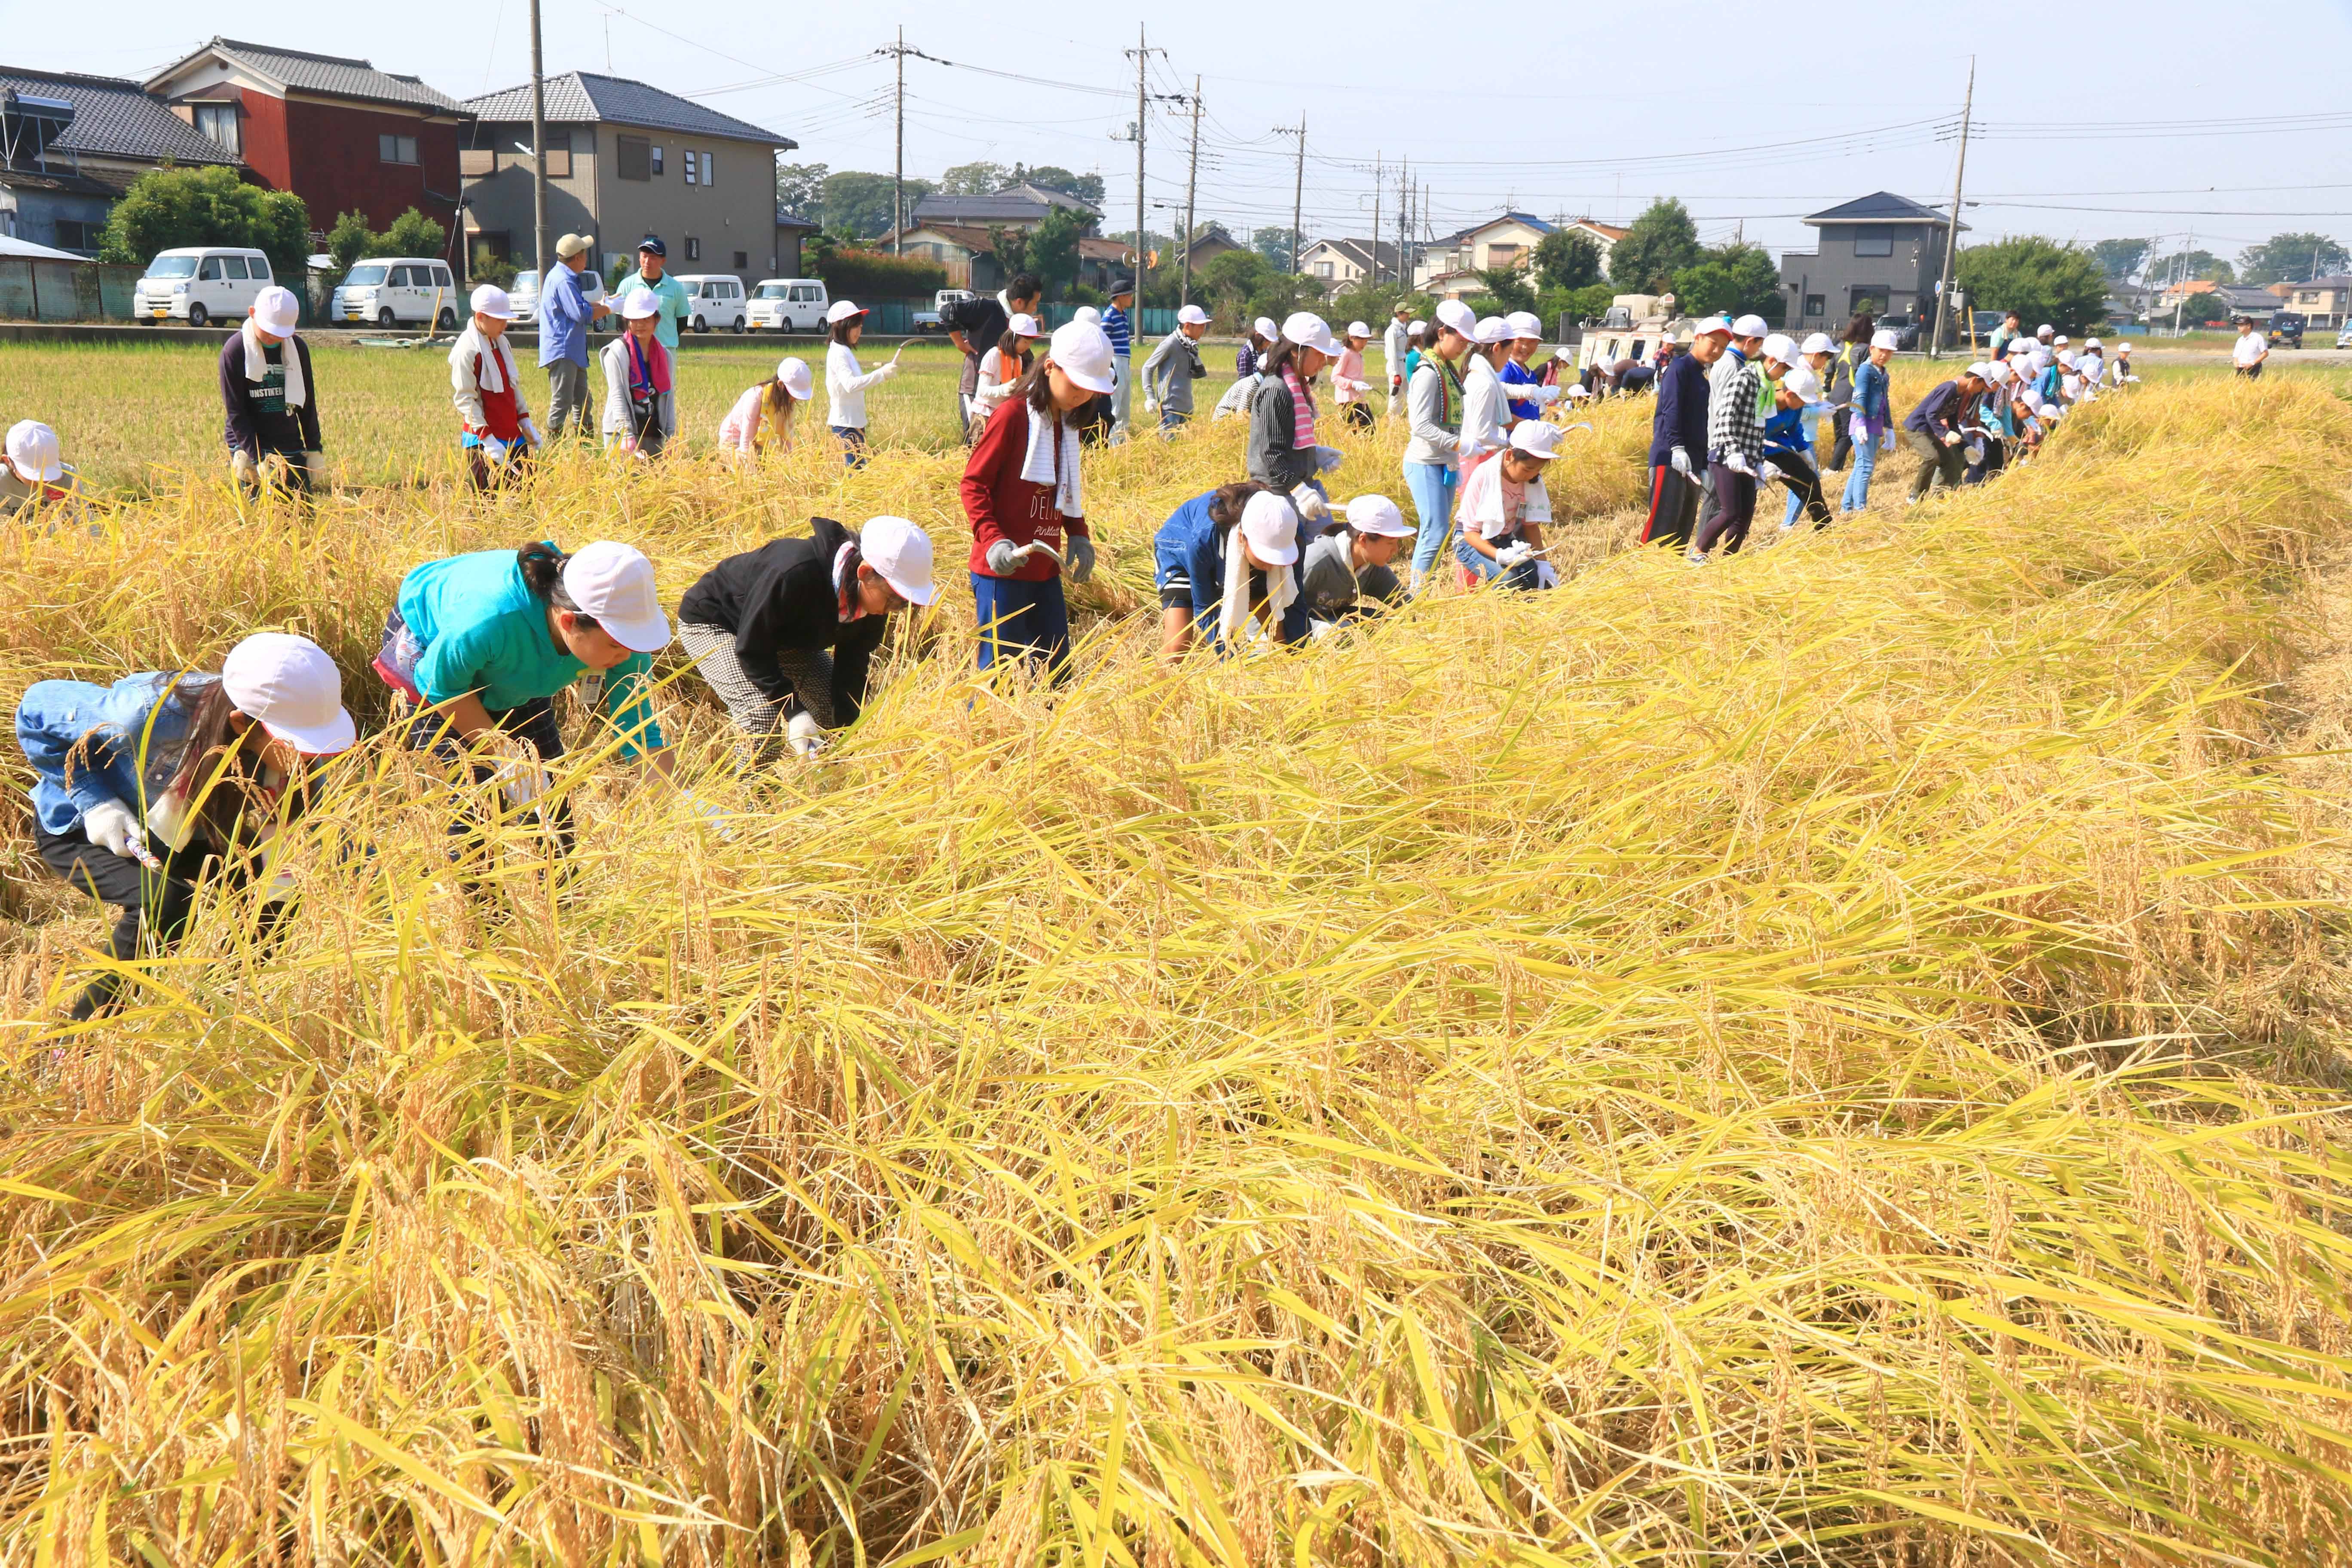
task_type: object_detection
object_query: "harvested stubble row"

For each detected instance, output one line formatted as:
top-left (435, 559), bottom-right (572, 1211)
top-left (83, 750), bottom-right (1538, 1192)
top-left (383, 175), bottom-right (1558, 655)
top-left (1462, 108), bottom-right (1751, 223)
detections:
top-left (0, 377), bottom-right (2349, 1566)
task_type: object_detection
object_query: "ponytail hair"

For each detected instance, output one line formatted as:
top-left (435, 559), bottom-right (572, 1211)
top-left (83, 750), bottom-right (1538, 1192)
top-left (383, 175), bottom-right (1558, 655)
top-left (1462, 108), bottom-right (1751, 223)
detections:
top-left (517, 542), bottom-right (589, 620)
top-left (1205, 481), bottom-right (1270, 534)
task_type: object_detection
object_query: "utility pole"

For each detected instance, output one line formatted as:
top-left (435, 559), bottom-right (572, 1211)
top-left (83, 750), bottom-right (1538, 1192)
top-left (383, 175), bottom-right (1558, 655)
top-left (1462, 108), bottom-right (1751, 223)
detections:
top-left (1398, 159), bottom-right (1411, 289)
top-left (1371, 152), bottom-right (1381, 286)
top-left (1179, 77), bottom-right (1201, 307)
top-left (1131, 25), bottom-right (1148, 290)
top-left (892, 27), bottom-right (905, 254)
top-left (1274, 119), bottom-right (1306, 275)
top-left (528, 0), bottom-right (548, 277)
top-left (1930, 57), bottom-right (1975, 359)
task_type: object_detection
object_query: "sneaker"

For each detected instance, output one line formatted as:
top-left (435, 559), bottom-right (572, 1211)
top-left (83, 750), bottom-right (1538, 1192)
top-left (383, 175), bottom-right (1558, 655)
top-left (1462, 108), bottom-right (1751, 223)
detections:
top-left (1685, 551), bottom-right (1708, 567)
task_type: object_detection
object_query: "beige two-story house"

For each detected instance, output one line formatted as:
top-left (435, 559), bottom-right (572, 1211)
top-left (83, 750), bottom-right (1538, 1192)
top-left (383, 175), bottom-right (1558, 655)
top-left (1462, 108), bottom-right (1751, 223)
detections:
top-left (1414, 212), bottom-right (1556, 296)
top-left (459, 71), bottom-right (794, 288)
top-left (2285, 274), bottom-right (2352, 330)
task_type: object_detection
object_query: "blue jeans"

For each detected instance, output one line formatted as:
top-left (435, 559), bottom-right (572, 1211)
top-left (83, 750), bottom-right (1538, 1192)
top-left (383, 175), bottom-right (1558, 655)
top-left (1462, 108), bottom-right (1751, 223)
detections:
top-left (1841, 428), bottom-right (1878, 511)
top-left (972, 572), bottom-right (1071, 683)
top-left (1452, 530), bottom-right (1541, 590)
top-left (832, 425), bottom-right (868, 469)
top-left (1403, 461), bottom-right (1457, 579)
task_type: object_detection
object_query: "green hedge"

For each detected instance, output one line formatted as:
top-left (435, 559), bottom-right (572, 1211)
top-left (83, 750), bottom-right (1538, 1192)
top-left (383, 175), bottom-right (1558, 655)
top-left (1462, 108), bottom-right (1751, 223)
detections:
top-left (816, 250), bottom-right (948, 299)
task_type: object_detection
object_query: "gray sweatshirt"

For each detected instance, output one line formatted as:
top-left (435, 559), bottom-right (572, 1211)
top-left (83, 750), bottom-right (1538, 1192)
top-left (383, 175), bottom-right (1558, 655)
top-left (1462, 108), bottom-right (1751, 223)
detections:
top-left (1246, 369), bottom-right (1318, 492)
top-left (1139, 329), bottom-right (1204, 414)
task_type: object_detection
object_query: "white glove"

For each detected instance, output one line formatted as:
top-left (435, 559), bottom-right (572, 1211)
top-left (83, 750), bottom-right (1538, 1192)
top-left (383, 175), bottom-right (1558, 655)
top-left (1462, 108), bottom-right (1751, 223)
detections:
top-left (495, 757), bottom-right (549, 808)
top-left (1880, 429), bottom-right (1896, 454)
top-left (1966, 440), bottom-right (1987, 464)
top-left (83, 799), bottom-right (143, 860)
top-left (518, 416), bottom-right (541, 450)
top-left (1668, 446), bottom-right (1692, 476)
top-left (1942, 431), bottom-right (1963, 447)
top-left (483, 436), bottom-right (511, 465)
top-left (1495, 542), bottom-right (1534, 568)
top-left (786, 712), bottom-right (825, 761)
top-left (1314, 445), bottom-right (1344, 474)
top-left (1722, 450), bottom-right (1752, 477)
top-left (1289, 484), bottom-right (1331, 525)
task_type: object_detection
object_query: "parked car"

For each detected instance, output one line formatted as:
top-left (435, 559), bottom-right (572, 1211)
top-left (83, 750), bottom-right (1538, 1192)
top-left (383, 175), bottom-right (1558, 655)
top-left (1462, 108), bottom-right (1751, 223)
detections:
top-left (675, 274), bottom-right (747, 332)
top-left (1969, 309), bottom-right (2005, 343)
top-left (132, 246), bottom-right (275, 327)
top-left (1874, 314), bottom-right (1923, 352)
top-left (2337, 321), bottom-right (2352, 350)
top-left (746, 277), bottom-right (829, 333)
top-left (509, 269), bottom-right (541, 322)
top-left (914, 288), bottom-right (975, 334)
top-left (2268, 311), bottom-right (2306, 350)
top-left (330, 257), bottom-right (459, 329)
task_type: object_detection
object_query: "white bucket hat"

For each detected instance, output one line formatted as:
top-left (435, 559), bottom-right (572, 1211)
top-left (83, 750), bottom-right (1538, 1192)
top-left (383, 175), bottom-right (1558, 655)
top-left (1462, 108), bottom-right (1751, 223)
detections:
top-left (5, 419), bottom-right (61, 483)
top-left (859, 515), bottom-right (938, 606)
top-left (221, 632), bottom-right (357, 756)
top-left (469, 284), bottom-right (516, 321)
top-left (1237, 489), bottom-right (1300, 566)
top-left (1343, 494), bottom-right (1413, 537)
top-left (561, 541), bottom-right (671, 653)
top-left (1048, 319), bottom-right (1117, 393)
top-left (777, 357), bottom-right (814, 398)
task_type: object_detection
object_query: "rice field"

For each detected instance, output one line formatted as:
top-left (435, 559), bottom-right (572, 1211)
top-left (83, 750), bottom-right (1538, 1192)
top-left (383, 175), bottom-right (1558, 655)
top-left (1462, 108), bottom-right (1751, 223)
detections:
top-left (0, 353), bottom-right (2347, 1566)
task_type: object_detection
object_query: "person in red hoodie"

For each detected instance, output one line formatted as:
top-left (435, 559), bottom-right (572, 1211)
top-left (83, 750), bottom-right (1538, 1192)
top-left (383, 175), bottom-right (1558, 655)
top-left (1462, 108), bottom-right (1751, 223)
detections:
top-left (961, 318), bottom-right (1117, 680)
top-left (449, 284), bottom-right (540, 490)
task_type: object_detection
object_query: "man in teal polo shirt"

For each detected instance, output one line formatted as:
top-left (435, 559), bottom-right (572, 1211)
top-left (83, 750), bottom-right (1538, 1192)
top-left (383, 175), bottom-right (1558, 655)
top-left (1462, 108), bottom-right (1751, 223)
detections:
top-left (615, 235), bottom-right (690, 439)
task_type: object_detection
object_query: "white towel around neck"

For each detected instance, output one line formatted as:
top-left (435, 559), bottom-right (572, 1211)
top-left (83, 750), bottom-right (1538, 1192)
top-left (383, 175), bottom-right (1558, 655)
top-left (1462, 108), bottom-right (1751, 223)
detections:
top-left (1016, 402), bottom-right (1083, 519)
top-left (241, 316), bottom-right (306, 408)
top-left (451, 321), bottom-right (511, 395)
top-left (1216, 525), bottom-right (1297, 651)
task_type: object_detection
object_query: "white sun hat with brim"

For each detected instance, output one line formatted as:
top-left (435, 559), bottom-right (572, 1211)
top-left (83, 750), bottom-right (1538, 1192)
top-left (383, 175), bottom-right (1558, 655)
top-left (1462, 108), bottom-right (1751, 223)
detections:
top-left (2083, 337), bottom-right (2102, 349)
top-left (562, 541), bottom-right (671, 654)
top-left (1344, 494), bottom-right (1413, 537)
top-left (618, 288), bottom-right (663, 320)
top-left (2038, 403), bottom-right (2060, 417)
top-left (1237, 489), bottom-right (1301, 567)
top-left (777, 358), bottom-right (814, 398)
top-left (1048, 320), bottom-right (1118, 393)
top-left (469, 284), bottom-right (516, 321)
top-left (1177, 304), bottom-right (1210, 326)
top-left (824, 299), bottom-right (867, 325)
top-left (252, 286), bottom-right (302, 335)
top-left (1280, 311), bottom-right (1339, 355)
top-left (5, 420), bottom-right (61, 483)
top-left (221, 632), bottom-right (357, 756)
top-left (1507, 421), bottom-right (1565, 459)
top-left (858, 515), bottom-right (938, 606)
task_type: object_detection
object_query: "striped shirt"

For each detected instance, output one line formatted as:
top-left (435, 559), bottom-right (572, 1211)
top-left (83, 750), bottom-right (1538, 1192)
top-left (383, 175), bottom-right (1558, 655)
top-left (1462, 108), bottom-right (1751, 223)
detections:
top-left (1102, 304), bottom-right (1133, 358)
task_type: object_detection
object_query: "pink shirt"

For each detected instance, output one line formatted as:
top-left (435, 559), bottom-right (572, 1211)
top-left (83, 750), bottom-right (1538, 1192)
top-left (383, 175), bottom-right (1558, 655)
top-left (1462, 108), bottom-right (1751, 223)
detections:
top-left (1335, 345), bottom-right (1368, 404)
top-left (717, 383), bottom-right (767, 452)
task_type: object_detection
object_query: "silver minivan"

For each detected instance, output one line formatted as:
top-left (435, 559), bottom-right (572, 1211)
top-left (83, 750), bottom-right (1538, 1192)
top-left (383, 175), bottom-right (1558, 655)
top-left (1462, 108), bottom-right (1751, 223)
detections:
top-left (331, 257), bottom-right (459, 328)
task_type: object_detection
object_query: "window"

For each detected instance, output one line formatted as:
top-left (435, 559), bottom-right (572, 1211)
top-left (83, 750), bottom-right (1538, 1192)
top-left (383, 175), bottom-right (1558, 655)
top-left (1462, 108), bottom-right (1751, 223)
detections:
top-left (346, 264), bottom-right (389, 286)
top-left (248, 256), bottom-right (271, 281)
top-left (733, 250), bottom-right (748, 270)
top-left (650, 144), bottom-right (664, 175)
top-left (380, 133), bottom-right (419, 165)
top-left (221, 256), bottom-right (249, 279)
top-left (193, 103), bottom-right (239, 153)
top-left (1804, 294), bottom-right (1825, 318)
top-left (53, 219), bottom-right (92, 251)
top-left (683, 149), bottom-right (698, 187)
top-left (1854, 233), bottom-right (1894, 258)
top-left (198, 256), bottom-right (224, 281)
top-left (1488, 243), bottom-right (1521, 266)
top-left (684, 236), bottom-right (701, 262)
top-left (790, 285), bottom-right (818, 302)
top-left (704, 151), bottom-right (714, 187)
top-left (434, 265), bottom-right (453, 288)
top-left (617, 136), bottom-right (650, 181)
top-left (1314, 261), bottom-right (1332, 278)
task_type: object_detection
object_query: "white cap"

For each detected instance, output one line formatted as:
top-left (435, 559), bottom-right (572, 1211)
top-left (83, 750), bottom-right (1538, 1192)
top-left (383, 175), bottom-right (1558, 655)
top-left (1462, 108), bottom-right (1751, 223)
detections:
top-left (1984, 360), bottom-right (2012, 382)
top-left (561, 541), bottom-right (671, 653)
top-left (1346, 319), bottom-right (1371, 340)
top-left (824, 299), bottom-right (866, 325)
top-left (1048, 319), bottom-right (1117, 393)
top-left (1507, 421), bottom-right (1564, 459)
top-left (618, 288), bottom-right (662, 320)
top-left (2037, 324), bottom-right (2054, 335)
top-left (1730, 314), bottom-right (1768, 339)
top-left (1434, 298), bottom-right (1476, 337)
top-left (469, 283), bottom-right (515, 321)
top-left (777, 357), bottom-right (814, 399)
top-left (1406, 320), bottom-right (1428, 338)
top-left (1692, 315), bottom-right (1733, 339)
top-left (1800, 332), bottom-right (1834, 355)
top-left (858, 515), bottom-right (937, 606)
top-left (1074, 306), bottom-right (1102, 325)
top-left (1870, 328), bottom-right (1900, 351)
top-left (2116, 341), bottom-right (2132, 352)
top-left (1472, 315), bottom-right (1509, 345)
top-left (1281, 311), bottom-right (1340, 355)
top-left (1761, 333), bottom-right (1799, 365)
top-left (1965, 362), bottom-right (1990, 378)
top-left (2057, 350), bottom-right (2077, 367)
top-left (2052, 334), bottom-right (2070, 346)
top-left (221, 632), bottom-right (356, 755)
top-left (1253, 315), bottom-right (1277, 342)
top-left (2083, 337), bottom-right (2102, 349)
top-left (1781, 365), bottom-right (1821, 401)
top-left (1505, 310), bottom-right (1544, 340)
top-left (252, 285), bottom-right (301, 335)
top-left (2037, 402), bottom-right (2059, 417)
top-left (1237, 490), bottom-right (1300, 567)
top-left (1007, 312), bottom-right (1042, 337)
top-left (1176, 304), bottom-right (1209, 326)
top-left (1564, 383), bottom-right (1592, 399)
top-left (1553, 344), bottom-right (1578, 362)
top-left (5, 419), bottom-right (61, 483)
top-left (1344, 494), bottom-right (1412, 537)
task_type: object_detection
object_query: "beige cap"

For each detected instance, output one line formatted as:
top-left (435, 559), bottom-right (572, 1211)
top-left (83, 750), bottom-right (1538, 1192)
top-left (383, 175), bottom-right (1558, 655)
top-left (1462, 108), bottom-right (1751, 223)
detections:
top-left (555, 233), bottom-right (591, 260)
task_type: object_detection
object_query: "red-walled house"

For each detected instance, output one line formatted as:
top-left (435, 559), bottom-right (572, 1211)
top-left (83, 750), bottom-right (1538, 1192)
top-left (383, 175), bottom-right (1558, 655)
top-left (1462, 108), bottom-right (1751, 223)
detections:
top-left (143, 38), bottom-right (469, 241)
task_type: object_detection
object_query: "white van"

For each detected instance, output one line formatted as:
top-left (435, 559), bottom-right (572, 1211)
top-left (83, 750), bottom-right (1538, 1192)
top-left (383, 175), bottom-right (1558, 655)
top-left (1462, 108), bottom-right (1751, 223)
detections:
top-left (674, 274), bottom-right (747, 333)
top-left (331, 257), bottom-right (459, 329)
top-left (132, 247), bottom-right (275, 327)
top-left (746, 278), bottom-right (829, 333)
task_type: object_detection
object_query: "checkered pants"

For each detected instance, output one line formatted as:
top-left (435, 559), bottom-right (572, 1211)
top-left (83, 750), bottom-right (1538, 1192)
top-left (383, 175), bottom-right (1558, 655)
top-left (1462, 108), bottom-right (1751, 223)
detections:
top-left (680, 622), bottom-right (837, 765)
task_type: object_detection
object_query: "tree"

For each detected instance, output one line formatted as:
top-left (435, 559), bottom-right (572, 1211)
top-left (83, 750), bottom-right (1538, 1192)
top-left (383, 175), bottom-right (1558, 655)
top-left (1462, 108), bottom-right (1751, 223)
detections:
top-left (1011, 164), bottom-right (1105, 208)
top-left (774, 160), bottom-right (828, 220)
top-left (2147, 248), bottom-right (2233, 286)
top-left (320, 206), bottom-right (447, 293)
top-left (1606, 198), bottom-right (1700, 290)
top-left (1671, 240), bottom-right (1781, 322)
top-left (987, 224), bottom-right (1030, 281)
top-left (1476, 266), bottom-right (1537, 316)
top-left (1252, 226), bottom-right (1300, 267)
top-left (819, 171), bottom-right (933, 238)
top-left (379, 207), bottom-right (447, 260)
top-left (2237, 232), bottom-right (2350, 285)
top-left (2090, 237), bottom-right (2152, 282)
top-left (1026, 207), bottom-right (1089, 294)
top-left (471, 245), bottom-right (518, 289)
top-left (1954, 236), bottom-right (2109, 335)
top-left (100, 165), bottom-right (309, 296)
top-left (1199, 248), bottom-right (1272, 328)
top-left (938, 161), bottom-right (1012, 196)
top-left (1533, 229), bottom-right (1603, 292)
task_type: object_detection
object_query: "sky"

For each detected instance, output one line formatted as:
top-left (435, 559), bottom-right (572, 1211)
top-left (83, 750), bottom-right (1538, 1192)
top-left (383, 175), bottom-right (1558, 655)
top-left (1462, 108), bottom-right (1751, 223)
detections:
top-left (18, 0), bottom-right (2352, 270)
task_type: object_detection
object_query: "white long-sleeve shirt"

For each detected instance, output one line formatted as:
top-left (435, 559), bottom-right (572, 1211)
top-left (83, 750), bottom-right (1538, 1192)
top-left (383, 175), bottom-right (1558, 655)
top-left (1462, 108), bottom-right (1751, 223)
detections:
top-left (1458, 354), bottom-right (1513, 460)
top-left (1404, 360), bottom-right (1461, 467)
top-left (1382, 318), bottom-right (1410, 392)
top-left (826, 340), bottom-right (897, 429)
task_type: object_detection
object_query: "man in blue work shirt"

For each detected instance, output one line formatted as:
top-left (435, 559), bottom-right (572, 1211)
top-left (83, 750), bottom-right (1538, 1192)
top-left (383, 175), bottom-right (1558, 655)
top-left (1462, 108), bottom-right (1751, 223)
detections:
top-left (616, 236), bottom-right (690, 440)
top-left (1103, 276), bottom-right (1136, 444)
top-left (538, 233), bottom-right (611, 439)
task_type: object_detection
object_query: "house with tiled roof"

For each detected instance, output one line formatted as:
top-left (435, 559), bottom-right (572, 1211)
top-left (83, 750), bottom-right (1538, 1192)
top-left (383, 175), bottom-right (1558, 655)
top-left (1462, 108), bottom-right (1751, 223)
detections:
top-left (0, 65), bottom-right (242, 254)
top-left (910, 181), bottom-right (1097, 233)
top-left (144, 39), bottom-right (470, 237)
top-left (1414, 212), bottom-right (1555, 291)
top-left (1298, 236), bottom-right (1401, 294)
top-left (460, 70), bottom-right (794, 283)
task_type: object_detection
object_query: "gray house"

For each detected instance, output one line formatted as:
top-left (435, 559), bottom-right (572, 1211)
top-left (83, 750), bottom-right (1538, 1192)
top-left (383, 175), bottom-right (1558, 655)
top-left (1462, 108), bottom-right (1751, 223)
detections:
top-left (908, 181), bottom-right (1096, 233)
top-left (1776, 191), bottom-right (1960, 335)
top-left (0, 67), bottom-right (243, 255)
top-left (459, 71), bottom-right (793, 286)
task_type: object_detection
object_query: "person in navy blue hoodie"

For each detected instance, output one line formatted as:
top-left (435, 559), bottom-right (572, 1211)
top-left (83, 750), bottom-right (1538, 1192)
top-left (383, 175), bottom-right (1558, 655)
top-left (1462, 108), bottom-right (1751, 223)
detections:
top-left (1643, 319), bottom-right (1726, 548)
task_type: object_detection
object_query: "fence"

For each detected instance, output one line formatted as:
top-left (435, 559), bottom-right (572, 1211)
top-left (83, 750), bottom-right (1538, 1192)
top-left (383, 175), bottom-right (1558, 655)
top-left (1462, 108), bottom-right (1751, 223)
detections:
top-left (0, 259), bottom-right (142, 322)
top-left (835, 299), bottom-right (1185, 337)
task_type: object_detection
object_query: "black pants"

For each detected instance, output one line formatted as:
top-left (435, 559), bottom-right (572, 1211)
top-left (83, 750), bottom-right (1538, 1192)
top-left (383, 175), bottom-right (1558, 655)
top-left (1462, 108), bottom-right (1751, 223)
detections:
top-left (1767, 450), bottom-right (1831, 528)
top-left (1694, 462), bottom-right (1756, 555)
top-left (1905, 430), bottom-right (1967, 500)
top-left (1642, 464), bottom-right (1702, 548)
top-left (1963, 436), bottom-right (2006, 486)
top-left (1341, 401), bottom-right (1374, 430)
top-left (406, 695), bottom-right (576, 865)
top-left (1828, 407), bottom-right (1853, 472)
top-left (2237, 363), bottom-right (2263, 380)
top-left (35, 823), bottom-right (277, 1020)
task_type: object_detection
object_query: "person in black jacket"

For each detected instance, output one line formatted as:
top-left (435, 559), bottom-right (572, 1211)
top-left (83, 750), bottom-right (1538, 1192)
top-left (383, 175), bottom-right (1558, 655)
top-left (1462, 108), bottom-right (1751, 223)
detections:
top-left (677, 514), bottom-right (940, 762)
top-left (1642, 319), bottom-right (1726, 548)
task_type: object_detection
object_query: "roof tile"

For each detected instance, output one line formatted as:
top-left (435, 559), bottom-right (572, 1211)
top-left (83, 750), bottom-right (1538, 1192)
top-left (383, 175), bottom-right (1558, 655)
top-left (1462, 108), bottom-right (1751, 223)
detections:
top-left (466, 71), bottom-right (789, 146)
top-left (181, 38), bottom-right (464, 112)
top-left (0, 64), bottom-right (241, 166)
